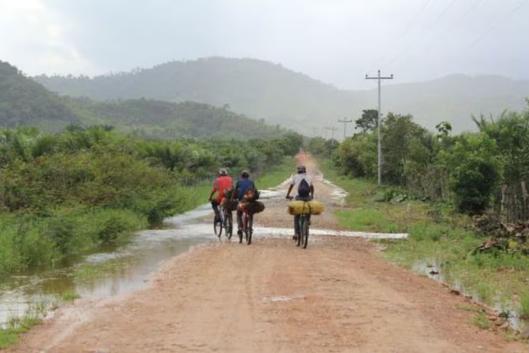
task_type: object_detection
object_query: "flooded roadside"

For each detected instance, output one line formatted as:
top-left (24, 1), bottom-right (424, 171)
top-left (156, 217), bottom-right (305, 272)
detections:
top-left (0, 204), bottom-right (214, 327)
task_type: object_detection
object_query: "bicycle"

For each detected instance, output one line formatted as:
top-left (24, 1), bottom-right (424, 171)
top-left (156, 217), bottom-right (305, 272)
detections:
top-left (287, 197), bottom-right (311, 249)
top-left (213, 202), bottom-right (233, 240)
top-left (239, 206), bottom-right (253, 245)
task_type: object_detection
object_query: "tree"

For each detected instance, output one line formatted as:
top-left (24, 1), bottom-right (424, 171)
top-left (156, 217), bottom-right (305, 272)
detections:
top-left (355, 109), bottom-right (378, 133)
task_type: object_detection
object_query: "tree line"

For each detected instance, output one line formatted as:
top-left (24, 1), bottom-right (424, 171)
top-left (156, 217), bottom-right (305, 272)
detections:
top-left (310, 102), bottom-right (529, 219)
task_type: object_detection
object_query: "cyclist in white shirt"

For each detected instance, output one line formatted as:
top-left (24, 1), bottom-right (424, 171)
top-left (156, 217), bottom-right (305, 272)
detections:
top-left (285, 165), bottom-right (314, 239)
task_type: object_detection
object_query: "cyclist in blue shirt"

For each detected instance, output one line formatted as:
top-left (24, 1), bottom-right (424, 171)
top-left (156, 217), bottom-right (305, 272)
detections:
top-left (233, 170), bottom-right (256, 236)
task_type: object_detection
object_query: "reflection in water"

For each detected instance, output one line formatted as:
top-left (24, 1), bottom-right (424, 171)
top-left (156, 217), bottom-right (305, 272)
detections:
top-left (0, 203), bottom-right (214, 327)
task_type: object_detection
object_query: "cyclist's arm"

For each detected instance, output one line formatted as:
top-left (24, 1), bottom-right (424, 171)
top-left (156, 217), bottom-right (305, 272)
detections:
top-left (310, 184), bottom-right (315, 199)
top-left (209, 180), bottom-right (218, 201)
top-left (286, 184), bottom-right (294, 198)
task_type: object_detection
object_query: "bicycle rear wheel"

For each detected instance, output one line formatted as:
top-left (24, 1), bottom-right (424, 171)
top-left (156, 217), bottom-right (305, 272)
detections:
top-left (214, 208), bottom-right (223, 238)
top-left (296, 216), bottom-right (303, 247)
top-left (302, 216), bottom-right (309, 249)
top-left (246, 214), bottom-right (253, 245)
top-left (225, 211), bottom-right (233, 240)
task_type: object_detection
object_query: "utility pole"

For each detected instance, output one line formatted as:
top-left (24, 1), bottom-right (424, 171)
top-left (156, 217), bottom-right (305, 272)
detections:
top-left (325, 126), bottom-right (338, 140)
top-left (365, 69), bottom-right (394, 186)
top-left (337, 118), bottom-right (353, 140)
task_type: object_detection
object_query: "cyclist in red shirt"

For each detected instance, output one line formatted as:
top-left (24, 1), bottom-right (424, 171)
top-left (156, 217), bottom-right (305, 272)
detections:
top-left (208, 168), bottom-right (233, 222)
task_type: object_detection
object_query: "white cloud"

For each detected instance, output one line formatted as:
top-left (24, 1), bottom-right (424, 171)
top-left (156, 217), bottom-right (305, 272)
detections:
top-left (0, 0), bottom-right (99, 75)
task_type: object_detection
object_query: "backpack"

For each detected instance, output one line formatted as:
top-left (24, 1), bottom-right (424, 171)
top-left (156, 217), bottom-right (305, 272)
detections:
top-left (298, 178), bottom-right (311, 198)
top-left (244, 188), bottom-right (260, 201)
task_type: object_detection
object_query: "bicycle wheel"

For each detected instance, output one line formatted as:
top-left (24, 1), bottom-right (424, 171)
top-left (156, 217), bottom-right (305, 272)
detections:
top-left (214, 219), bottom-right (223, 238)
top-left (239, 213), bottom-right (245, 243)
top-left (225, 211), bottom-right (233, 240)
top-left (214, 208), bottom-right (223, 238)
top-left (246, 214), bottom-right (253, 245)
top-left (297, 216), bottom-right (303, 247)
top-left (302, 215), bottom-right (309, 249)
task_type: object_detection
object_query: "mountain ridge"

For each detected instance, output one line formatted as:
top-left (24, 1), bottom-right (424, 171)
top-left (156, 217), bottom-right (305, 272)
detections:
top-left (34, 57), bottom-right (529, 133)
top-left (0, 60), bottom-right (284, 139)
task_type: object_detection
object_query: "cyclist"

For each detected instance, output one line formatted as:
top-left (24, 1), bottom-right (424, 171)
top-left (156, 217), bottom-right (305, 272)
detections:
top-left (233, 170), bottom-right (257, 237)
top-left (285, 165), bottom-right (314, 240)
top-left (208, 168), bottom-right (233, 223)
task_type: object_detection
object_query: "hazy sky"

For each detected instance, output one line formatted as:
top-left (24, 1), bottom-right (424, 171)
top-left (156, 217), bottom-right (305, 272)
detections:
top-left (1, 0), bottom-right (528, 89)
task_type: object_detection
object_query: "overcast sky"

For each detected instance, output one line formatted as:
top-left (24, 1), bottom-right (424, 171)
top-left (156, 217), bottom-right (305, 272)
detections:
top-left (0, 0), bottom-right (528, 89)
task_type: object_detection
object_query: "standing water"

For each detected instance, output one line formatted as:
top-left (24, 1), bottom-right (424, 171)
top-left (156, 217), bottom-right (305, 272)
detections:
top-left (0, 203), bottom-right (215, 327)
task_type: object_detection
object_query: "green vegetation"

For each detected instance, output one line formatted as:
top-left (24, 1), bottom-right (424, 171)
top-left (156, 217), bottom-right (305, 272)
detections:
top-left (329, 104), bottom-right (529, 217)
top-left (0, 126), bottom-right (302, 278)
top-left (0, 61), bottom-right (79, 129)
top-left (63, 98), bottom-right (285, 139)
top-left (0, 316), bottom-right (41, 349)
top-left (60, 290), bottom-right (80, 302)
top-left (0, 303), bottom-right (48, 349)
top-left (472, 311), bottom-right (492, 330)
top-left (321, 154), bottom-right (529, 321)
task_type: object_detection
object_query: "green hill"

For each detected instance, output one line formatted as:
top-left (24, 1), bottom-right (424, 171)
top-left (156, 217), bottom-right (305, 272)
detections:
top-left (0, 61), bottom-right (79, 129)
top-left (0, 61), bottom-right (281, 139)
top-left (35, 57), bottom-right (529, 133)
top-left (63, 98), bottom-right (282, 139)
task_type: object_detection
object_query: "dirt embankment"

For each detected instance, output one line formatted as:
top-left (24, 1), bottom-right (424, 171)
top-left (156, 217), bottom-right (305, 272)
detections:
top-left (9, 153), bottom-right (527, 353)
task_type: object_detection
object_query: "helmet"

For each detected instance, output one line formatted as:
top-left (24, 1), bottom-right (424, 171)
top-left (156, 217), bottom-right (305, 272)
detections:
top-left (297, 165), bottom-right (306, 174)
top-left (218, 168), bottom-right (228, 176)
top-left (241, 170), bottom-right (250, 178)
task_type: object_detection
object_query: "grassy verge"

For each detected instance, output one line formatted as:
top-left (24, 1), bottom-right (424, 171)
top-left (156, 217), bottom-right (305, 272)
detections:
top-left (321, 159), bottom-right (529, 320)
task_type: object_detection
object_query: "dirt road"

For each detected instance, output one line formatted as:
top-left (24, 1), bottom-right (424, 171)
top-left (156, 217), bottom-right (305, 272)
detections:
top-left (9, 154), bottom-right (526, 353)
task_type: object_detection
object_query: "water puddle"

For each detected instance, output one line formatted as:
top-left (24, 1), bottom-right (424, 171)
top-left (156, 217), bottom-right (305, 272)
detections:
top-left (263, 294), bottom-right (306, 303)
top-left (0, 204), bottom-right (213, 327)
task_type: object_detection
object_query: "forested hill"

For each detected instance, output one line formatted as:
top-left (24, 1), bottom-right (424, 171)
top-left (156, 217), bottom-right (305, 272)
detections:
top-left (0, 60), bottom-right (282, 139)
top-left (36, 57), bottom-right (352, 133)
top-left (0, 61), bottom-right (79, 129)
top-left (35, 57), bottom-right (529, 133)
top-left (63, 98), bottom-right (283, 139)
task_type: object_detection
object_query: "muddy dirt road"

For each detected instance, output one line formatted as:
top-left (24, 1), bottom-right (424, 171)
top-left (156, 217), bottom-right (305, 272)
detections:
top-left (9, 154), bottom-right (526, 353)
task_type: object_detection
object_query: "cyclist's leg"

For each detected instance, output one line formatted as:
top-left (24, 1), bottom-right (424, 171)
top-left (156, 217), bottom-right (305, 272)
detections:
top-left (294, 214), bottom-right (300, 239)
top-left (212, 201), bottom-right (221, 222)
top-left (236, 205), bottom-right (243, 235)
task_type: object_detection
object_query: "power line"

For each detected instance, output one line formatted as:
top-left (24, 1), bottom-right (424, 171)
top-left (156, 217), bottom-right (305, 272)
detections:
top-left (369, 0), bottom-right (433, 70)
top-left (337, 118), bottom-right (353, 140)
top-left (382, 0), bottom-right (462, 68)
top-left (324, 126), bottom-right (338, 140)
top-left (365, 70), bottom-right (394, 186)
top-left (466, 0), bottom-right (528, 49)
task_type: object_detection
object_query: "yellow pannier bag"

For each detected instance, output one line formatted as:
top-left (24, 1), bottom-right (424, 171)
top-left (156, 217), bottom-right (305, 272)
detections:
top-left (287, 200), bottom-right (325, 215)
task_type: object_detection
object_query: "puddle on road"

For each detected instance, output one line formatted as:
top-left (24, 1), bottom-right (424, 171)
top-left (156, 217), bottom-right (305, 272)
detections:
top-left (263, 294), bottom-right (306, 303)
